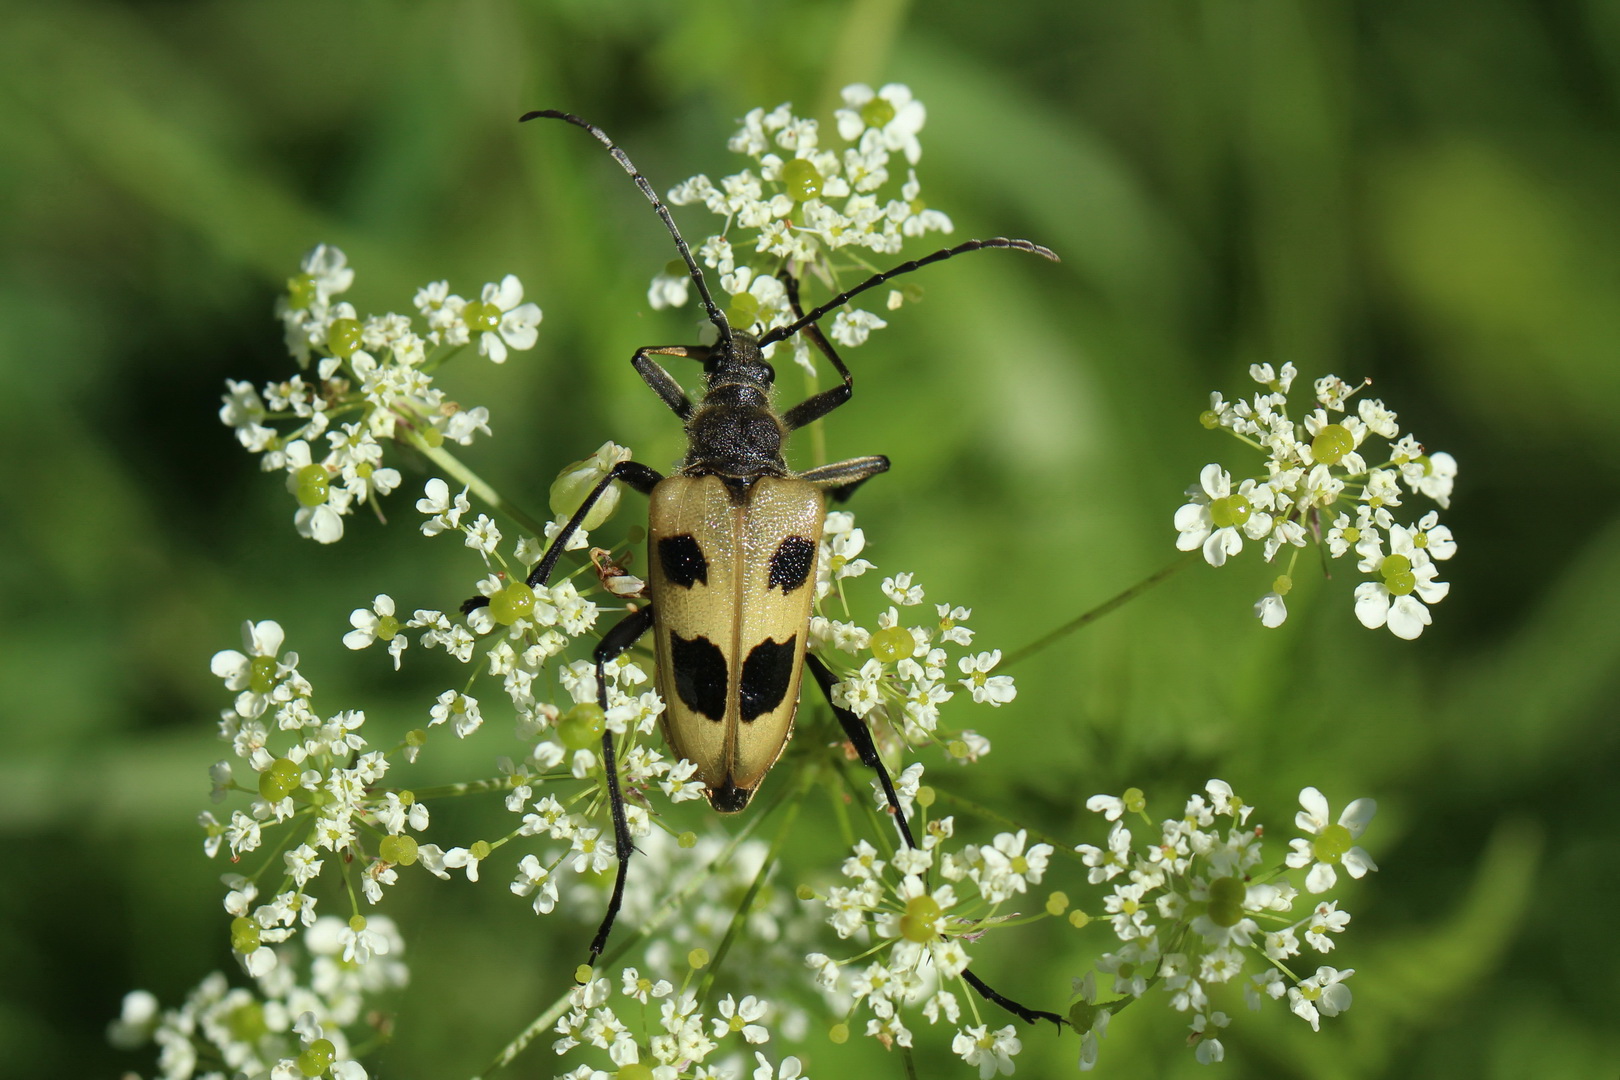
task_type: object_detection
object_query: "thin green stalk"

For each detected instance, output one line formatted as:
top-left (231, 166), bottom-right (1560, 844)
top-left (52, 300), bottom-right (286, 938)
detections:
top-left (833, 756), bottom-right (903, 857)
top-left (1001, 552), bottom-right (1198, 669)
top-left (411, 775), bottom-right (524, 801)
top-left (698, 767), bottom-right (813, 1006)
top-left (927, 787), bottom-right (1088, 867)
top-left (404, 431), bottom-right (551, 538)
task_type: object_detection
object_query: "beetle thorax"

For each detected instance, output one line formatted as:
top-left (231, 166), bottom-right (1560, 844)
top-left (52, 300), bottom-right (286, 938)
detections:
top-left (681, 331), bottom-right (789, 480)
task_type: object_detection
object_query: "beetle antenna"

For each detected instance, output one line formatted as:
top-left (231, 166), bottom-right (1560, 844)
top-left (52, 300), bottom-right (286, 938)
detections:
top-left (758, 238), bottom-right (1059, 346)
top-left (521, 109), bottom-right (733, 342)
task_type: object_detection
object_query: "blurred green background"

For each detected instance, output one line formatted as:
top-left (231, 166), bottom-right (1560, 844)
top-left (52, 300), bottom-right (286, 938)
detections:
top-left (2, 0), bottom-right (1617, 1076)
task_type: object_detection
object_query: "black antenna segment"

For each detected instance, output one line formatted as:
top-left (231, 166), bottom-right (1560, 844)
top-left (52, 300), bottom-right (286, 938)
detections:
top-left (759, 237), bottom-right (1059, 347)
top-left (520, 109), bottom-right (732, 342)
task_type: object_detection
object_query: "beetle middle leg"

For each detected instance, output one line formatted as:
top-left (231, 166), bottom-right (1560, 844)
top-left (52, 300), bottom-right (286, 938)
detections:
top-left (586, 602), bottom-right (657, 962)
top-left (801, 455), bottom-right (890, 504)
top-left (805, 652), bottom-right (1065, 1028)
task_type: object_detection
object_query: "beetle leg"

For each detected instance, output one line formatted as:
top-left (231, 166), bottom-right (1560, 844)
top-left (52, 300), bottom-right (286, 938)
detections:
top-left (800, 455), bottom-right (890, 504)
top-left (633, 345), bottom-right (709, 420)
top-left (805, 653), bottom-right (915, 849)
top-left (460, 460), bottom-right (662, 615)
top-left (806, 651), bottom-right (1066, 1029)
top-left (587, 602), bottom-right (657, 962)
top-left (962, 970), bottom-right (1066, 1028)
top-left (777, 270), bottom-right (857, 432)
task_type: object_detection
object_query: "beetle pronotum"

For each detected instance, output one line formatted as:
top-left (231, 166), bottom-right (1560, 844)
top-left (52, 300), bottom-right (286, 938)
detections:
top-left (471, 109), bottom-right (1061, 1023)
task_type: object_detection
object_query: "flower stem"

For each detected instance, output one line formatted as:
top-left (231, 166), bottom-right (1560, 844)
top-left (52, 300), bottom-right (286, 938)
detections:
top-left (410, 775), bottom-right (524, 801)
top-left (403, 432), bottom-right (551, 539)
top-left (699, 767), bottom-right (813, 1006)
top-left (927, 788), bottom-right (1087, 867)
top-left (1001, 552), bottom-right (1199, 669)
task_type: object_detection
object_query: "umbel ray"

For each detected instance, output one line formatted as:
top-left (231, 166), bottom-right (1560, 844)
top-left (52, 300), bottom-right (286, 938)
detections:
top-left (466, 109), bottom-right (1062, 1025)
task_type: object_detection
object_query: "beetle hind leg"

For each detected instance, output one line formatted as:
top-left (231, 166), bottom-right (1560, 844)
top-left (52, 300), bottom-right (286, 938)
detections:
top-left (586, 603), bottom-right (657, 963)
top-left (805, 652), bottom-right (1065, 1028)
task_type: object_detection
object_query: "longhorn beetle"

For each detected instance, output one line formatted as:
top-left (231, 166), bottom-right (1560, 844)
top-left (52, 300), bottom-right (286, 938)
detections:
top-left (468, 110), bottom-right (1062, 1025)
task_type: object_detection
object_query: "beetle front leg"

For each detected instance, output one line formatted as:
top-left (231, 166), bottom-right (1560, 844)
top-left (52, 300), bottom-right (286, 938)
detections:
top-left (460, 460), bottom-right (663, 616)
top-left (587, 602), bottom-right (657, 962)
top-left (632, 345), bottom-right (709, 421)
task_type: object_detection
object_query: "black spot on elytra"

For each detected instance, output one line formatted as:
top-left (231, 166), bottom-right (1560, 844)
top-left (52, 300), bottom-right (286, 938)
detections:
top-left (739, 635), bottom-right (797, 721)
top-left (658, 534), bottom-right (708, 588)
top-left (767, 535), bottom-right (815, 593)
top-left (670, 632), bottom-right (727, 721)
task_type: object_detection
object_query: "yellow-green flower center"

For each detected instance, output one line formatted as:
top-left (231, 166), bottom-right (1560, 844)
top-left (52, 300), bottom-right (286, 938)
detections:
top-left (379, 834), bottom-right (418, 865)
top-left (326, 317), bottom-right (363, 359)
top-left (1311, 424), bottom-right (1354, 465)
top-left (286, 273), bottom-right (317, 311)
top-left (1209, 493), bottom-right (1252, 528)
top-left (900, 894), bottom-right (942, 943)
top-left (781, 158), bottom-right (823, 202)
top-left (488, 581), bottom-right (536, 626)
top-left (248, 654), bottom-right (279, 694)
top-left (1206, 875), bottom-right (1246, 927)
top-left (558, 703), bottom-right (606, 751)
top-left (294, 463), bottom-right (330, 508)
top-left (225, 1001), bottom-right (268, 1043)
top-left (860, 97), bottom-right (897, 129)
top-left (1380, 553), bottom-right (1417, 595)
top-left (230, 916), bottom-right (261, 953)
top-left (463, 299), bottom-right (501, 333)
top-left (870, 625), bottom-right (914, 662)
top-left (1312, 822), bottom-right (1353, 863)
top-left (296, 1039), bottom-right (336, 1078)
top-left (259, 757), bottom-right (301, 801)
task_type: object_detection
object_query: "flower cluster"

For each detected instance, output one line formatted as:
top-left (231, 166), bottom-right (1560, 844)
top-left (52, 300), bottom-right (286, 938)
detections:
top-left (813, 513), bottom-right (1013, 765)
top-left (221, 245), bottom-right (541, 542)
top-left (203, 619), bottom-right (439, 967)
top-left (652, 83), bottom-right (951, 375)
top-left (108, 915), bottom-right (406, 1080)
top-left (806, 778), bottom-right (1054, 1071)
top-left (1175, 365), bottom-right (1457, 637)
top-left (551, 972), bottom-right (806, 1080)
top-left (1070, 782), bottom-right (1374, 1068)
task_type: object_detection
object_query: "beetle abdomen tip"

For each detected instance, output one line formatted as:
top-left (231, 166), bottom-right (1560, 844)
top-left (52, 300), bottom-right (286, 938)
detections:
top-left (708, 780), bottom-right (754, 814)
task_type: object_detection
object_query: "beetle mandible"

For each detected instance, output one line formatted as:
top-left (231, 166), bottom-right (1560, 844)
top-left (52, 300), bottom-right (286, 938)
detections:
top-left (467, 110), bottom-right (1061, 1023)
